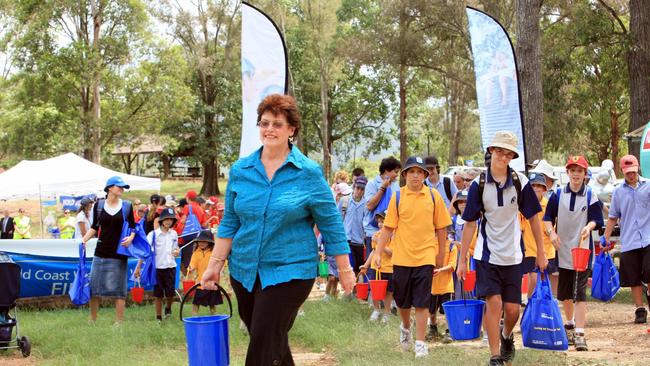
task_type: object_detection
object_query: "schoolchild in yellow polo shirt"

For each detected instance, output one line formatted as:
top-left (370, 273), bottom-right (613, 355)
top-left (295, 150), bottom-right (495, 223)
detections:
top-left (427, 240), bottom-right (457, 343)
top-left (374, 156), bottom-right (452, 358)
top-left (520, 173), bottom-right (558, 300)
top-left (360, 211), bottom-right (394, 323)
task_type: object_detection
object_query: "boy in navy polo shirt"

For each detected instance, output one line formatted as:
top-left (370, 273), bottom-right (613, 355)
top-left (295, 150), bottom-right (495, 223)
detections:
top-left (544, 156), bottom-right (603, 351)
top-left (457, 131), bottom-right (547, 366)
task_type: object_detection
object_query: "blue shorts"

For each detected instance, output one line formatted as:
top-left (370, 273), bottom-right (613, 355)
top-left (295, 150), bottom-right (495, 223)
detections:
top-left (367, 269), bottom-right (394, 292)
top-left (475, 260), bottom-right (521, 304)
top-left (90, 257), bottom-right (128, 298)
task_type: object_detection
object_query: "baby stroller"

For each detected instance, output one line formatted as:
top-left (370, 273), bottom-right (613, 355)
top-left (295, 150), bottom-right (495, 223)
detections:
top-left (0, 252), bottom-right (30, 357)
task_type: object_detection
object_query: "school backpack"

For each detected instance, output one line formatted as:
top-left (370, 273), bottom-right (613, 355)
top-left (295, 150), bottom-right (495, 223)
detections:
top-left (442, 176), bottom-right (453, 202)
top-left (477, 170), bottom-right (522, 215)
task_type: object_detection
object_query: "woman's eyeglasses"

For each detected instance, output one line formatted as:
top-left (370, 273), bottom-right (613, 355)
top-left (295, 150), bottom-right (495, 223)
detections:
top-left (257, 120), bottom-right (287, 130)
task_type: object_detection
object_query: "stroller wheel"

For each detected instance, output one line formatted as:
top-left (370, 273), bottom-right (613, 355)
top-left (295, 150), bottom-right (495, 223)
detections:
top-left (17, 336), bottom-right (31, 357)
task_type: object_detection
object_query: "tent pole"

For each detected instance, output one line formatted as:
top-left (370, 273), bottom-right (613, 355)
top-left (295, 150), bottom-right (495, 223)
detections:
top-left (38, 184), bottom-right (44, 239)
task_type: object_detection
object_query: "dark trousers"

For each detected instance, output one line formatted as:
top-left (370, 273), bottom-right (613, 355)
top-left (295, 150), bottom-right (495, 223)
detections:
top-left (349, 242), bottom-right (365, 275)
top-left (230, 275), bottom-right (314, 366)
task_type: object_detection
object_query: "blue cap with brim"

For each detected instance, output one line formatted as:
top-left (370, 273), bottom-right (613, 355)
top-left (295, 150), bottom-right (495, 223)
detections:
top-left (528, 173), bottom-right (547, 187)
top-left (104, 176), bottom-right (130, 192)
top-left (400, 156), bottom-right (429, 177)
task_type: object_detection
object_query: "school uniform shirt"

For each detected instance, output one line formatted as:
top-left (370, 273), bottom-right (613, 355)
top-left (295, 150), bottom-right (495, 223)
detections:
top-left (463, 168), bottom-right (541, 266)
top-left (74, 211), bottom-right (91, 240)
top-left (425, 176), bottom-right (458, 208)
top-left (338, 195), bottom-right (366, 245)
top-left (608, 179), bottom-right (650, 252)
top-left (217, 145), bottom-right (350, 292)
top-left (544, 184), bottom-right (604, 270)
top-left (520, 197), bottom-right (555, 259)
top-left (146, 228), bottom-right (179, 269)
top-left (370, 231), bottom-right (393, 273)
top-left (363, 175), bottom-right (400, 238)
top-left (431, 242), bottom-right (458, 295)
top-left (383, 185), bottom-right (452, 267)
top-left (189, 247), bottom-right (213, 281)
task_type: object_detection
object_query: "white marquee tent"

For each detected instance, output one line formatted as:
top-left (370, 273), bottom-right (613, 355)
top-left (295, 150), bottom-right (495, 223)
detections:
top-left (0, 153), bottom-right (160, 200)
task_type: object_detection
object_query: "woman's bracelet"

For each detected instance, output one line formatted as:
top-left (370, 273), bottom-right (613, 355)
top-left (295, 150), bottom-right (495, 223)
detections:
top-left (209, 256), bottom-right (227, 263)
top-left (339, 266), bottom-right (354, 274)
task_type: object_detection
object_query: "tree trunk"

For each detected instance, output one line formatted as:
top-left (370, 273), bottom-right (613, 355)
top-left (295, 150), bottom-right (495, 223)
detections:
top-left (627, 0), bottom-right (650, 159)
top-left (162, 155), bottom-right (171, 179)
top-left (319, 58), bottom-right (331, 180)
top-left (515, 0), bottom-right (543, 164)
top-left (90, 0), bottom-right (103, 164)
top-left (610, 107), bottom-right (620, 173)
top-left (201, 159), bottom-right (220, 196)
top-left (399, 65), bottom-right (408, 164)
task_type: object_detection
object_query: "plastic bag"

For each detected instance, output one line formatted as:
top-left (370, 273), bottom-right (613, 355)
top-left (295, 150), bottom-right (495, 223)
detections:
top-left (69, 243), bottom-right (91, 306)
top-left (117, 217), bottom-right (152, 259)
top-left (180, 205), bottom-right (202, 242)
top-left (521, 270), bottom-right (568, 351)
top-left (591, 252), bottom-right (620, 302)
top-left (370, 187), bottom-right (392, 228)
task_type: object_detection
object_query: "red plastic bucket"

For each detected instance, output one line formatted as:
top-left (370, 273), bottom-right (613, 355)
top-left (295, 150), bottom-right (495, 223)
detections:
top-left (463, 270), bottom-right (476, 291)
top-left (355, 283), bottom-right (369, 300)
top-left (131, 287), bottom-right (144, 304)
top-left (369, 280), bottom-right (388, 300)
top-left (183, 280), bottom-right (196, 295)
top-left (571, 247), bottom-right (591, 272)
top-left (521, 275), bottom-right (528, 294)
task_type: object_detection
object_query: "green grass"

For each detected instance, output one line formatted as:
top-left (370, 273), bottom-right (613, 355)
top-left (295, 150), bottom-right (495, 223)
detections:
top-left (4, 296), bottom-right (578, 366)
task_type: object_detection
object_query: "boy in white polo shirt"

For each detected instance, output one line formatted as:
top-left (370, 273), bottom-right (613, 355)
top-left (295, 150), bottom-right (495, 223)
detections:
top-left (457, 131), bottom-right (547, 366)
top-left (544, 155), bottom-right (603, 351)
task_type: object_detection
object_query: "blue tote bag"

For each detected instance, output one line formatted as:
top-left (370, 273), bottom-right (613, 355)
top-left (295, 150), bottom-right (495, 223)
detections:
top-left (521, 271), bottom-right (568, 351)
top-left (591, 252), bottom-right (620, 302)
top-left (139, 230), bottom-right (158, 287)
top-left (117, 212), bottom-right (152, 259)
top-left (69, 243), bottom-right (90, 306)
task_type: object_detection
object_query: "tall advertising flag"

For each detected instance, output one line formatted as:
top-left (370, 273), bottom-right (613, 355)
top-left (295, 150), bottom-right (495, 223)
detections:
top-left (466, 7), bottom-right (526, 171)
top-left (241, 2), bottom-right (288, 157)
top-left (641, 121), bottom-right (650, 178)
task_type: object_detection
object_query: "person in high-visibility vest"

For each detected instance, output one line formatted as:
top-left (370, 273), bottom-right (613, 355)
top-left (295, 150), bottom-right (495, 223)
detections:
top-left (58, 209), bottom-right (76, 239)
top-left (13, 208), bottom-right (31, 239)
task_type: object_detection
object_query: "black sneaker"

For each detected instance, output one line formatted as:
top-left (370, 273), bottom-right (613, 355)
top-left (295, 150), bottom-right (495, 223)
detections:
top-left (164, 307), bottom-right (172, 319)
top-left (500, 332), bottom-right (515, 363)
top-left (488, 355), bottom-right (505, 366)
top-left (634, 307), bottom-right (647, 324)
top-left (574, 333), bottom-right (588, 351)
top-left (425, 324), bottom-right (440, 341)
top-left (564, 324), bottom-right (576, 345)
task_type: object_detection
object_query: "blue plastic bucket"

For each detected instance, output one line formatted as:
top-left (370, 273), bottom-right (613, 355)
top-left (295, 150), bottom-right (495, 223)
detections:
top-left (180, 283), bottom-right (232, 366)
top-left (442, 299), bottom-right (485, 340)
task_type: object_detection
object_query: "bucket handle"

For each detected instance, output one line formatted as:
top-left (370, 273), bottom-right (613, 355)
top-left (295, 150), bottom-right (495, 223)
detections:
top-left (356, 272), bottom-right (369, 283)
top-left (179, 283), bottom-right (233, 321)
top-left (375, 268), bottom-right (381, 280)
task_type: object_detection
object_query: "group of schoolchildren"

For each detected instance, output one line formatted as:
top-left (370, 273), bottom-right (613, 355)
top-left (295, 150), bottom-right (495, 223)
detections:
top-left (324, 131), bottom-right (633, 366)
top-left (132, 190), bottom-right (224, 322)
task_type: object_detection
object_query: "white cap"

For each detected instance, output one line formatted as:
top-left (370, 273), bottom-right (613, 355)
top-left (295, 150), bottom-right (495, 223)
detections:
top-left (529, 159), bottom-right (557, 181)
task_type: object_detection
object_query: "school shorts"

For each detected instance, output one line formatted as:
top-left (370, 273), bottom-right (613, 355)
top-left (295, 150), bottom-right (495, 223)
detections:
top-left (521, 256), bottom-right (559, 276)
top-left (557, 268), bottom-right (590, 302)
top-left (475, 260), bottom-right (521, 304)
top-left (367, 269), bottom-right (394, 292)
top-left (429, 293), bottom-right (452, 315)
top-left (153, 267), bottom-right (176, 298)
top-left (620, 245), bottom-right (650, 287)
top-left (392, 265), bottom-right (433, 309)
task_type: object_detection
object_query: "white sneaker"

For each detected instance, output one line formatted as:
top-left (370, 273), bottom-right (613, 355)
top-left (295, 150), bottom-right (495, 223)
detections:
top-left (369, 309), bottom-right (381, 322)
top-left (414, 341), bottom-right (428, 358)
top-left (322, 294), bottom-right (332, 302)
top-left (400, 324), bottom-right (412, 351)
top-left (381, 314), bottom-right (390, 324)
top-left (481, 331), bottom-right (488, 346)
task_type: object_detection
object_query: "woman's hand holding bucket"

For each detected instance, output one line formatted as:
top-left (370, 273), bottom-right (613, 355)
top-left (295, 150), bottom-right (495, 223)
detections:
top-left (200, 265), bottom-right (221, 291)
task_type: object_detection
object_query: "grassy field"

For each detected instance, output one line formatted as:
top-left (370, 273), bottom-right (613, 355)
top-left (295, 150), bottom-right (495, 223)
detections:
top-left (4, 293), bottom-right (577, 366)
